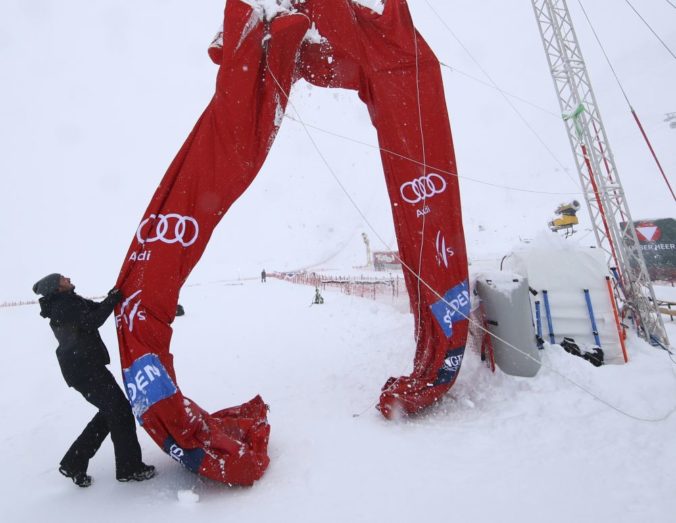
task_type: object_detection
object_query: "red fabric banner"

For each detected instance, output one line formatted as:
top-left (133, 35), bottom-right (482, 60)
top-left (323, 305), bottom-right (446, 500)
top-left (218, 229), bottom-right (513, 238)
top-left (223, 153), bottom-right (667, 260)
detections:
top-left (116, 0), bottom-right (468, 485)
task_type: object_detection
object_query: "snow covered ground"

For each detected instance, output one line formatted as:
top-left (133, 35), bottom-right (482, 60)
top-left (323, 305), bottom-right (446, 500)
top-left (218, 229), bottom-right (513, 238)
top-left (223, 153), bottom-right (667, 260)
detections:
top-left (1, 0), bottom-right (675, 521)
top-left (1, 277), bottom-right (676, 522)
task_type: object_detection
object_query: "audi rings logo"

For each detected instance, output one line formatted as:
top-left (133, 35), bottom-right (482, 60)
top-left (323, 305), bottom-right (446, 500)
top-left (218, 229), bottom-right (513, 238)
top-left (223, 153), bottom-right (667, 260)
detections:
top-left (136, 214), bottom-right (199, 247)
top-left (400, 173), bottom-right (447, 204)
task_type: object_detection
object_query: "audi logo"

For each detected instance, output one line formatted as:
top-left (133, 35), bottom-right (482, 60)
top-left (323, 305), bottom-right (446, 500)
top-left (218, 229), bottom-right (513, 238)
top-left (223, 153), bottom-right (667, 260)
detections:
top-left (136, 213), bottom-right (199, 247)
top-left (400, 173), bottom-right (447, 204)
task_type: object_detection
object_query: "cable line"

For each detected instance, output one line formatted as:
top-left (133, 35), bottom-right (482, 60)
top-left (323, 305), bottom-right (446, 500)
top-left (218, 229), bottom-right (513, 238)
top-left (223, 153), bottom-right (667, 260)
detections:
top-left (577, 0), bottom-right (676, 201)
top-left (421, 0), bottom-right (580, 190)
top-left (283, 115), bottom-right (582, 196)
top-left (624, 0), bottom-right (676, 60)
top-left (267, 54), bottom-right (676, 423)
top-left (438, 62), bottom-right (560, 118)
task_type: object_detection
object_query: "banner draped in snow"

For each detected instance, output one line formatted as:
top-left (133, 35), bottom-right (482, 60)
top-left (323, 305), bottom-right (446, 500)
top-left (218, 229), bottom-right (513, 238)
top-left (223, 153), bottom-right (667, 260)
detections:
top-left (115, 0), bottom-right (468, 485)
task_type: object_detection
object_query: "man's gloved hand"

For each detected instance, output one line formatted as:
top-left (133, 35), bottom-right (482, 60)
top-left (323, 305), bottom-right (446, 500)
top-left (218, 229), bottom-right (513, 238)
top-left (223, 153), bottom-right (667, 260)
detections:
top-left (107, 288), bottom-right (125, 304)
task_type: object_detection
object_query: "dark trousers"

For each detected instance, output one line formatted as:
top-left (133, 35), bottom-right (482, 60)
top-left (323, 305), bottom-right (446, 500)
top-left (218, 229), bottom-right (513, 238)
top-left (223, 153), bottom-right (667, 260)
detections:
top-left (60, 367), bottom-right (142, 477)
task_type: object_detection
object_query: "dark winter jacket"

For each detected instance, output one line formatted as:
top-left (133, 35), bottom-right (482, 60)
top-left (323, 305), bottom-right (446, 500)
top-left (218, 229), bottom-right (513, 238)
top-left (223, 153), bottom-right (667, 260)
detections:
top-left (39, 291), bottom-right (122, 387)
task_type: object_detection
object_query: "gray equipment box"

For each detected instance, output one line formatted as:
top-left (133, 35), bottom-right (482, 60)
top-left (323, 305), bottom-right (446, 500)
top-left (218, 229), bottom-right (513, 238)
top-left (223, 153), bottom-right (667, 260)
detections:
top-left (475, 275), bottom-right (542, 377)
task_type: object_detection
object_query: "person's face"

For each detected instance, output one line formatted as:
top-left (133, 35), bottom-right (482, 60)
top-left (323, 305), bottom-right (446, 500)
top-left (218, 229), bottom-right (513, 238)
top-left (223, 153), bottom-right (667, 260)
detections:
top-left (58, 276), bottom-right (75, 292)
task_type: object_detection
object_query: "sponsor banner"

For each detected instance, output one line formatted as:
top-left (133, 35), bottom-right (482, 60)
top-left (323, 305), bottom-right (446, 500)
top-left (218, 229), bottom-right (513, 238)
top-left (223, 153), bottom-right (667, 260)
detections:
top-left (416, 205), bottom-right (431, 218)
top-left (128, 250), bottom-right (152, 262)
top-left (115, 290), bottom-right (146, 333)
top-left (400, 173), bottom-right (447, 204)
top-left (163, 436), bottom-right (206, 473)
top-left (430, 280), bottom-right (471, 338)
top-left (435, 231), bottom-right (455, 269)
top-left (434, 346), bottom-right (465, 386)
top-left (373, 251), bottom-right (401, 271)
top-left (631, 218), bottom-right (676, 282)
top-left (123, 354), bottom-right (178, 420)
top-left (136, 213), bottom-right (199, 247)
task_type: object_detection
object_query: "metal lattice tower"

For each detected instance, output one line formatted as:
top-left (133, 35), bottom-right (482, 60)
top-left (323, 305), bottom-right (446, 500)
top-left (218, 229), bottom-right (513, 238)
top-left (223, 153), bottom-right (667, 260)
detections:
top-left (531, 0), bottom-right (669, 347)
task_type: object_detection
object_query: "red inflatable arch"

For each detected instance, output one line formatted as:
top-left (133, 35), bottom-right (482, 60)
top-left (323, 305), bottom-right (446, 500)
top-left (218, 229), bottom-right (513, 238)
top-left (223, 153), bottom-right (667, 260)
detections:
top-left (115, 0), bottom-right (469, 485)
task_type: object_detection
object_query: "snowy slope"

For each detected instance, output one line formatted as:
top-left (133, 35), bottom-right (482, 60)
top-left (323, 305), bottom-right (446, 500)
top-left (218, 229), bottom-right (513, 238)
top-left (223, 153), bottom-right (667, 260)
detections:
top-left (1, 0), bottom-right (675, 521)
top-left (1, 280), bottom-right (676, 522)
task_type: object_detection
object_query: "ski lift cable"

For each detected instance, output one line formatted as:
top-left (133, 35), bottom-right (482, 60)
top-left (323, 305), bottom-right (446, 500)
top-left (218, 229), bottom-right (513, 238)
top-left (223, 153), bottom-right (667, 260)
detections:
top-left (623, 0), bottom-right (676, 61)
top-left (420, 0), bottom-right (581, 190)
top-left (283, 115), bottom-right (583, 196)
top-left (438, 62), bottom-right (561, 118)
top-left (576, 0), bottom-right (676, 201)
top-left (666, 0), bottom-right (676, 9)
top-left (267, 61), bottom-right (676, 425)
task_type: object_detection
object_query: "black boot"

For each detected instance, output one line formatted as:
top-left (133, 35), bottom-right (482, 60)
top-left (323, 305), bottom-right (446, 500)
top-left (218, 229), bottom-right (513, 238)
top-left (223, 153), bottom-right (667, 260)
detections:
top-left (117, 463), bottom-right (156, 482)
top-left (59, 466), bottom-right (92, 488)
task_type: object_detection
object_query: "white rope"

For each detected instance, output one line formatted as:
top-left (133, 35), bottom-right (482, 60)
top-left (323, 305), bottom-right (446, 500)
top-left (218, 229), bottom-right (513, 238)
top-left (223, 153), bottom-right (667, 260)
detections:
top-left (623, 0), bottom-right (676, 60)
top-left (478, 324), bottom-right (676, 423)
top-left (439, 62), bottom-right (560, 118)
top-left (263, 35), bottom-right (676, 425)
top-left (283, 115), bottom-right (583, 196)
top-left (385, 247), bottom-right (676, 422)
top-left (421, 0), bottom-right (581, 190)
top-left (413, 28), bottom-right (427, 345)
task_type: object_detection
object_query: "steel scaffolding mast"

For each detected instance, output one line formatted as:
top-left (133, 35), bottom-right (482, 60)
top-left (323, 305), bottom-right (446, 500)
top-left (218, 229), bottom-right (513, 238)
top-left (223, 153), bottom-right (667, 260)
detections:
top-left (531, 0), bottom-right (669, 347)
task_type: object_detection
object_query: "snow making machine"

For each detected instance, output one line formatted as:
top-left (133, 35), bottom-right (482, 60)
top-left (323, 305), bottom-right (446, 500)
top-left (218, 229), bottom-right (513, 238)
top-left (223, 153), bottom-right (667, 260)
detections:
top-left (549, 200), bottom-right (581, 237)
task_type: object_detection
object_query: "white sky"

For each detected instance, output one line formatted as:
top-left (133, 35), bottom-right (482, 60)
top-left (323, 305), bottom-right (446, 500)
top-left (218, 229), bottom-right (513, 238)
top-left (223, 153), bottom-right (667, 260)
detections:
top-left (0, 0), bottom-right (674, 299)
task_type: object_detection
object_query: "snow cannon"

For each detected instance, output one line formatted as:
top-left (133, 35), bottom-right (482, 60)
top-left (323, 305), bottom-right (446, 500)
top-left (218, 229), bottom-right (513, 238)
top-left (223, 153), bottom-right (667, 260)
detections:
top-left (549, 200), bottom-right (580, 236)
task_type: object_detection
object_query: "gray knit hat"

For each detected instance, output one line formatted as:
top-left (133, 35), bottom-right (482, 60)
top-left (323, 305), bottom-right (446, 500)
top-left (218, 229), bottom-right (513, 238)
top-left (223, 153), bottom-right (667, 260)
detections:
top-left (32, 273), bottom-right (63, 296)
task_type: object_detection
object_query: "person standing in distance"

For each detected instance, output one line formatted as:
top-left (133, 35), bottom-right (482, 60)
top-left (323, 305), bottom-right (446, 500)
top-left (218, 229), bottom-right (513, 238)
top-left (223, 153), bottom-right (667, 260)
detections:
top-left (33, 273), bottom-right (156, 487)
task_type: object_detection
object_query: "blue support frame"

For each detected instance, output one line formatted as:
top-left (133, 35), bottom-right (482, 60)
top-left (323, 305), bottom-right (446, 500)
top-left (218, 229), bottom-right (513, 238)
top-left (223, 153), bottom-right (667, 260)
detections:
top-left (542, 290), bottom-right (555, 344)
top-left (583, 289), bottom-right (601, 347)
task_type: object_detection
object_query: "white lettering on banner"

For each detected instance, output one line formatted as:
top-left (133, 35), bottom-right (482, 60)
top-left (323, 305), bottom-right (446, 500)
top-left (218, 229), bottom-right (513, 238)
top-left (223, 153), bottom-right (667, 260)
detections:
top-left (400, 173), bottom-right (447, 204)
top-left (417, 205), bottom-right (431, 218)
top-left (443, 290), bottom-right (471, 327)
top-left (144, 365), bottom-right (161, 380)
top-left (136, 213), bottom-right (199, 247)
top-left (126, 383), bottom-right (136, 401)
top-left (641, 243), bottom-right (675, 251)
top-left (135, 369), bottom-right (149, 393)
top-left (125, 363), bottom-right (162, 401)
top-left (443, 353), bottom-right (463, 373)
top-left (435, 231), bottom-right (455, 268)
top-left (129, 250), bottom-right (152, 262)
top-left (169, 444), bottom-right (185, 462)
top-left (115, 290), bottom-right (146, 332)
